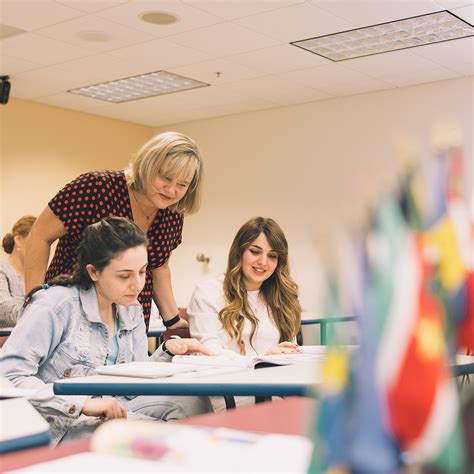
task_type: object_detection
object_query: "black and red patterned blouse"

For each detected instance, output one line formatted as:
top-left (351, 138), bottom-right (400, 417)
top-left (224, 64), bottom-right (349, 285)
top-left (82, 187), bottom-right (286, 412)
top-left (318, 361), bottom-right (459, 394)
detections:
top-left (46, 171), bottom-right (183, 328)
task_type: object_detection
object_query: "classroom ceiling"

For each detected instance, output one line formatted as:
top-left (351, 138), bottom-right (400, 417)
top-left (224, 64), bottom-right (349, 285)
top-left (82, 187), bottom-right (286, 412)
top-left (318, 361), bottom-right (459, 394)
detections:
top-left (1, 0), bottom-right (473, 126)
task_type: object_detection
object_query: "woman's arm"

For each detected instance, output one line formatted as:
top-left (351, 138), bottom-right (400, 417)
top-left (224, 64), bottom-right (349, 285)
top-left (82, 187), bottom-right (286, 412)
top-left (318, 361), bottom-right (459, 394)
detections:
top-left (187, 283), bottom-right (228, 354)
top-left (24, 206), bottom-right (67, 293)
top-left (152, 260), bottom-right (188, 329)
top-left (0, 271), bottom-right (23, 327)
top-left (0, 302), bottom-right (88, 418)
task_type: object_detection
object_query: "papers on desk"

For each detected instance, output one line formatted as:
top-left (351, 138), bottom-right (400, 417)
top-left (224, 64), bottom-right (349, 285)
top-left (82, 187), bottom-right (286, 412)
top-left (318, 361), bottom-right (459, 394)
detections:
top-left (93, 348), bottom-right (333, 379)
top-left (95, 362), bottom-right (196, 378)
top-left (0, 398), bottom-right (50, 453)
top-left (10, 420), bottom-right (312, 472)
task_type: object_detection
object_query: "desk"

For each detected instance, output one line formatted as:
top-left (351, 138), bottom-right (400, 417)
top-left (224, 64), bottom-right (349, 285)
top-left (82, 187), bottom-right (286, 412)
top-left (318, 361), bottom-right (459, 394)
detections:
top-left (0, 327), bottom-right (13, 337)
top-left (454, 354), bottom-right (474, 376)
top-left (1, 397), bottom-right (316, 471)
top-left (54, 362), bottom-right (320, 398)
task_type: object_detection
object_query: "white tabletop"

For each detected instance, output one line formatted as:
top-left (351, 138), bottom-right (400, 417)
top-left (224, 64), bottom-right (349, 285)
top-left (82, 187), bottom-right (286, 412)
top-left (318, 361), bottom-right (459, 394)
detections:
top-left (54, 362), bottom-right (321, 398)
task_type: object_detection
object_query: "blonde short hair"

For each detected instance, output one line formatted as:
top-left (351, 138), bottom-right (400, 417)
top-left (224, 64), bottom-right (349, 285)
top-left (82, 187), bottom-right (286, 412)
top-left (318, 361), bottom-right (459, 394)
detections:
top-left (125, 131), bottom-right (203, 215)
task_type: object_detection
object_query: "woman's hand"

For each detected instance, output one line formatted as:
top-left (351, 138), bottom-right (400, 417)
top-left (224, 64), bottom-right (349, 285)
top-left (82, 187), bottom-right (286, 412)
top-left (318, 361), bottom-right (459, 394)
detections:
top-left (265, 341), bottom-right (300, 356)
top-left (165, 338), bottom-right (215, 356)
top-left (81, 397), bottom-right (127, 420)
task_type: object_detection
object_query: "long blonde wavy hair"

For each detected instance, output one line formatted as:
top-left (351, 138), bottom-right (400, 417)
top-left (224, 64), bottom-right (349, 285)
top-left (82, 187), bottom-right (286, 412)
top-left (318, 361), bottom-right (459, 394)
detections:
top-left (218, 217), bottom-right (301, 355)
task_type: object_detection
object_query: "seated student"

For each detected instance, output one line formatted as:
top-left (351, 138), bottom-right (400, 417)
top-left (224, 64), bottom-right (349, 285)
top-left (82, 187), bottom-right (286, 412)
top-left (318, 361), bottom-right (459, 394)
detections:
top-left (0, 215), bottom-right (36, 328)
top-left (188, 216), bottom-right (302, 357)
top-left (0, 217), bottom-right (212, 445)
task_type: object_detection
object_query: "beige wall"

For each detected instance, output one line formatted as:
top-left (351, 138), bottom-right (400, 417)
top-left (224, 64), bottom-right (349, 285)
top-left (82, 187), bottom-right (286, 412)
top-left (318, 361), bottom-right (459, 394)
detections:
top-left (161, 76), bottom-right (473, 311)
top-left (1, 77), bottom-right (472, 313)
top-left (0, 97), bottom-right (153, 237)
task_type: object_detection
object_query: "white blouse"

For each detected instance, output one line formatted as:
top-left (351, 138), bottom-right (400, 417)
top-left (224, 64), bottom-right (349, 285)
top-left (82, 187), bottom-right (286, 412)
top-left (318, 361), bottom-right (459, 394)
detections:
top-left (187, 275), bottom-right (280, 356)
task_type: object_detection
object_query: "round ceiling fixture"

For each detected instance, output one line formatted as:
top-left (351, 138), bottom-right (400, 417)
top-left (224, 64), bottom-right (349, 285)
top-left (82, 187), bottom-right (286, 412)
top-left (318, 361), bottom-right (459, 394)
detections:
top-left (77, 30), bottom-right (112, 42)
top-left (139, 11), bottom-right (180, 25)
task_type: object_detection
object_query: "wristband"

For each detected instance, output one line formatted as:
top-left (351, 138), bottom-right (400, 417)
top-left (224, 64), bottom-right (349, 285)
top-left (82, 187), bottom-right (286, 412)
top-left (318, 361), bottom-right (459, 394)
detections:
top-left (161, 340), bottom-right (174, 357)
top-left (163, 314), bottom-right (180, 328)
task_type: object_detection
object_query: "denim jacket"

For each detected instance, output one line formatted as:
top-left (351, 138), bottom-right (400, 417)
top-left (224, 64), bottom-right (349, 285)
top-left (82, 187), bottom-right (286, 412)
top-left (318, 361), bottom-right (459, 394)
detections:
top-left (0, 284), bottom-right (169, 444)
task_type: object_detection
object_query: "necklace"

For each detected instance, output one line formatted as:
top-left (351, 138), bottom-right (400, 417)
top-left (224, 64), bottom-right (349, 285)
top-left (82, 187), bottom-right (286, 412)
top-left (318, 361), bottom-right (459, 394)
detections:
top-left (131, 189), bottom-right (154, 220)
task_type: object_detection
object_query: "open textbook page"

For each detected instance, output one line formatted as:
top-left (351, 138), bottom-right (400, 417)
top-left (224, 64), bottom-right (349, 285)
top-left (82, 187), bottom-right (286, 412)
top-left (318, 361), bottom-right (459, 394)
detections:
top-left (172, 350), bottom-right (327, 369)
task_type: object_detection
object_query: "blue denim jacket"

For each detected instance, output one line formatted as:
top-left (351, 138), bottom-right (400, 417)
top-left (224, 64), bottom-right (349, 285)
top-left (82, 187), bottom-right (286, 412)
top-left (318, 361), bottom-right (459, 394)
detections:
top-left (0, 284), bottom-right (168, 443)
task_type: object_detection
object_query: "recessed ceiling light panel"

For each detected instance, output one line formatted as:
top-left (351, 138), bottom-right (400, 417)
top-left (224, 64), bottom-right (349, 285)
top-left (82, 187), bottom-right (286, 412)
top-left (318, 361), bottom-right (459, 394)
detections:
top-left (291, 10), bottom-right (474, 62)
top-left (68, 70), bottom-right (209, 103)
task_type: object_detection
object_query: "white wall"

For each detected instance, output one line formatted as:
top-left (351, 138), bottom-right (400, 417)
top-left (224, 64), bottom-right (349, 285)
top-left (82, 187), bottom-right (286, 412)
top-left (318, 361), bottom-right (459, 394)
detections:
top-left (160, 76), bottom-right (473, 311)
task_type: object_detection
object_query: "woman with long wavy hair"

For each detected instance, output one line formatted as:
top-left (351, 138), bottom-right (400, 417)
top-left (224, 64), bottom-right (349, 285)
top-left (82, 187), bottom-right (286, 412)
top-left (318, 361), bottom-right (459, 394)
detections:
top-left (188, 217), bottom-right (301, 357)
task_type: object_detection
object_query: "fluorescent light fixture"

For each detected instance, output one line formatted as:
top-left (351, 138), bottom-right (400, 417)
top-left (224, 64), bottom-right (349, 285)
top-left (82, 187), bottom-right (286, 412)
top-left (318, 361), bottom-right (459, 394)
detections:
top-left (68, 70), bottom-right (209, 103)
top-left (291, 10), bottom-right (474, 62)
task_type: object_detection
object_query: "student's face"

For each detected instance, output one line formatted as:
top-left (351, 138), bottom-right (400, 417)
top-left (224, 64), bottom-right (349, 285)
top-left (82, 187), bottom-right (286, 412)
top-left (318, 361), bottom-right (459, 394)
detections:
top-left (147, 172), bottom-right (194, 209)
top-left (88, 245), bottom-right (148, 307)
top-left (241, 233), bottom-right (278, 291)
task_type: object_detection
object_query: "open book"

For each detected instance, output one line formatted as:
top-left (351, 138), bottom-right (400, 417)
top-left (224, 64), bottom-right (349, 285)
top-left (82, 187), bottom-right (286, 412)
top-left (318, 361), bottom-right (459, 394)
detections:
top-left (171, 351), bottom-right (323, 369)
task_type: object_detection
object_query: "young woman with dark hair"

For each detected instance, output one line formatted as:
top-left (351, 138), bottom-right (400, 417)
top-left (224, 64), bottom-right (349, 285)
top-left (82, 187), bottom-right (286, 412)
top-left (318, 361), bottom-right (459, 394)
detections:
top-left (1, 217), bottom-right (212, 444)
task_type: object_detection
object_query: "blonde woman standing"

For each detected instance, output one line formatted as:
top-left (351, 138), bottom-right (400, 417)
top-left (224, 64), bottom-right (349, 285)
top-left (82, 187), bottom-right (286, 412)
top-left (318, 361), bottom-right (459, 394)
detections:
top-left (1, 215), bottom-right (36, 327)
top-left (24, 132), bottom-right (203, 332)
top-left (188, 217), bottom-right (301, 358)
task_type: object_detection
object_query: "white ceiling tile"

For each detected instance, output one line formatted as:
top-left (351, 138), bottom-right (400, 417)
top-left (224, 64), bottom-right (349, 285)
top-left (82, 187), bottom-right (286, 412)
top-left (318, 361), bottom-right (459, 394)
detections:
top-left (448, 60), bottom-right (474, 74)
top-left (321, 78), bottom-right (395, 96)
top-left (230, 44), bottom-right (330, 75)
top-left (280, 63), bottom-right (393, 93)
top-left (343, 49), bottom-right (429, 76)
top-left (0, 0), bottom-right (84, 31)
top-left (167, 22), bottom-right (280, 56)
top-left (56, 1), bottom-right (128, 13)
top-left (35, 90), bottom-right (108, 112)
top-left (169, 58), bottom-right (264, 85)
top-left (50, 53), bottom-right (148, 86)
top-left (411, 37), bottom-right (473, 74)
top-left (161, 100), bottom-right (278, 125)
top-left (183, 0), bottom-right (304, 21)
top-left (220, 75), bottom-right (331, 105)
top-left (236, 3), bottom-right (352, 43)
top-left (0, 32), bottom-right (96, 65)
top-left (95, 1), bottom-right (223, 37)
top-left (107, 38), bottom-right (212, 71)
top-left (449, 3), bottom-right (474, 23)
top-left (35, 14), bottom-right (155, 52)
top-left (435, 0), bottom-right (474, 9)
top-left (311, 0), bottom-right (442, 27)
top-left (0, 54), bottom-right (43, 75)
top-left (10, 64), bottom-right (90, 99)
top-left (388, 65), bottom-right (461, 86)
top-left (343, 49), bottom-right (462, 86)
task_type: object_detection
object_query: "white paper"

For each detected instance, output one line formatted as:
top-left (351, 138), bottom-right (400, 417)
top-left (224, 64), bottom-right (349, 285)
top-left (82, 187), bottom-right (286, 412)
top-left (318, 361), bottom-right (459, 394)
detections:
top-left (94, 362), bottom-right (197, 378)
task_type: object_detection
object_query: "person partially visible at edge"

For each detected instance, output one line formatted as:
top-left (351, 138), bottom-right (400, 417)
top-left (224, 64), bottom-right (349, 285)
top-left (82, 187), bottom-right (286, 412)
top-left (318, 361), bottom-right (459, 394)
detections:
top-left (24, 131), bottom-right (203, 331)
top-left (0, 217), bottom-right (213, 445)
top-left (188, 216), bottom-right (302, 357)
top-left (0, 215), bottom-right (36, 328)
